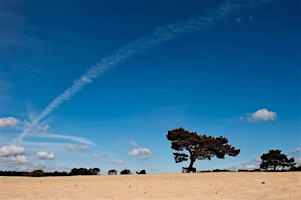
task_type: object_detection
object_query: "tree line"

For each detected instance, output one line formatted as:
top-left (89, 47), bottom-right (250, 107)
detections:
top-left (0, 168), bottom-right (147, 177)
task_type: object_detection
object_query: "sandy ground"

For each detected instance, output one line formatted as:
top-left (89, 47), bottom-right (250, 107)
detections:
top-left (0, 172), bottom-right (300, 200)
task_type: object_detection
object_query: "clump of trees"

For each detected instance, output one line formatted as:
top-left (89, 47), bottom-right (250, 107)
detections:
top-left (0, 167), bottom-right (100, 177)
top-left (167, 127), bottom-right (240, 172)
top-left (260, 149), bottom-right (296, 171)
top-left (69, 168), bottom-right (100, 176)
top-left (29, 169), bottom-right (45, 177)
top-left (0, 168), bottom-right (150, 177)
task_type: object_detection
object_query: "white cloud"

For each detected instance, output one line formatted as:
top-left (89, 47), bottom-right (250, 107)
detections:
top-left (129, 147), bottom-right (152, 160)
top-left (0, 117), bottom-right (19, 128)
top-left (91, 153), bottom-right (104, 158)
top-left (67, 145), bottom-right (88, 152)
top-left (111, 160), bottom-right (125, 165)
top-left (36, 151), bottom-right (55, 160)
top-left (228, 156), bottom-right (261, 171)
top-left (129, 148), bottom-right (139, 156)
top-left (248, 108), bottom-right (277, 122)
top-left (0, 145), bottom-right (25, 157)
top-left (2, 155), bottom-right (28, 164)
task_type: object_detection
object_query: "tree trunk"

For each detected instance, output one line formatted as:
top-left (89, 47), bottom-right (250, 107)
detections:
top-left (186, 150), bottom-right (196, 172)
top-left (188, 157), bottom-right (195, 170)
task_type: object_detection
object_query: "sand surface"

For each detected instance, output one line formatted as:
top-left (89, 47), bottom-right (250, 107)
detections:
top-left (1, 172), bottom-right (300, 200)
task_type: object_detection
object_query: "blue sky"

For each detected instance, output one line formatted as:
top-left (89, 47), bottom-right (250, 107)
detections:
top-left (0, 0), bottom-right (300, 173)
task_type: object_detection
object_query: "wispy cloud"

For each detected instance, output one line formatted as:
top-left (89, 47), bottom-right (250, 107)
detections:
top-left (290, 147), bottom-right (301, 156)
top-left (21, 141), bottom-right (70, 147)
top-left (17, 0), bottom-right (272, 142)
top-left (0, 117), bottom-right (19, 128)
top-left (27, 133), bottom-right (94, 145)
top-left (111, 160), bottom-right (125, 165)
top-left (91, 153), bottom-right (104, 158)
top-left (129, 140), bottom-right (138, 147)
top-left (24, 121), bottom-right (50, 134)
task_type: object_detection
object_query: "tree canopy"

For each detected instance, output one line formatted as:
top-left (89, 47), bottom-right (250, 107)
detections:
top-left (260, 149), bottom-right (296, 171)
top-left (167, 127), bottom-right (240, 171)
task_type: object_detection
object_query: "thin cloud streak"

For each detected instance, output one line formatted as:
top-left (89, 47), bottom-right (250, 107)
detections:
top-left (21, 141), bottom-right (71, 147)
top-left (17, 0), bottom-right (272, 142)
top-left (27, 133), bottom-right (95, 145)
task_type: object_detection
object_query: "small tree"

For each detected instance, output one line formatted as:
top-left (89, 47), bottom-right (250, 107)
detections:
top-left (136, 169), bottom-right (146, 174)
top-left (120, 169), bottom-right (131, 175)
top-left (167, 127), bottom-right (240, 172)
top-left (260, 149), bottom-right (296, 171)
top-left (108, 169), bottom-right (117, 175)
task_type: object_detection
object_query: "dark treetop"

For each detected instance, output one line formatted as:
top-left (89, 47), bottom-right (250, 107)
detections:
top-left (167, 127), bottom-right (240, 171)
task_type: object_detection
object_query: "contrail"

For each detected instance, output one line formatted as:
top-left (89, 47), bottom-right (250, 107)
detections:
top-left (17, 0), bottom-right (272, 142)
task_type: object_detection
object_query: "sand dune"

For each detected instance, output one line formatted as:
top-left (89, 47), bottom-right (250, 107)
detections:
top-left (0, 172), bottom-right (300, 200)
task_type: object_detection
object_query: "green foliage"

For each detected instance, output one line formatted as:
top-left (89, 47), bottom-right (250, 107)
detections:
top-left (167, 127), bottom-right (240, 171)
top-left (260, 149), bottom-right (296, 171)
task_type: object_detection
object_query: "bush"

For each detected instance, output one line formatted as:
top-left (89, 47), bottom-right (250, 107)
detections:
top-left (136, 170), bottom-right (146, 174)
top-left (120, 169), bottom-right (131, 175)
top-left (108, 169), bottom-right (117, 175)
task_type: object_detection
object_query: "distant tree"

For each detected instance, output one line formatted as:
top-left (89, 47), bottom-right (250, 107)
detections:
top-left (136, 170), bottom-right (146, 174)
top-left (167, 127), bottom-right (240, 172)
top-left (89, 168), bottom-right (100, 175)
top-left (108, 169), bottom-right (117, 175)
top-left (260, 149), bottom-right (296, 171)
top-left (120, 169), bottom-right (131, 175)
top-left (30, 169), bottom-right (45, 177)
